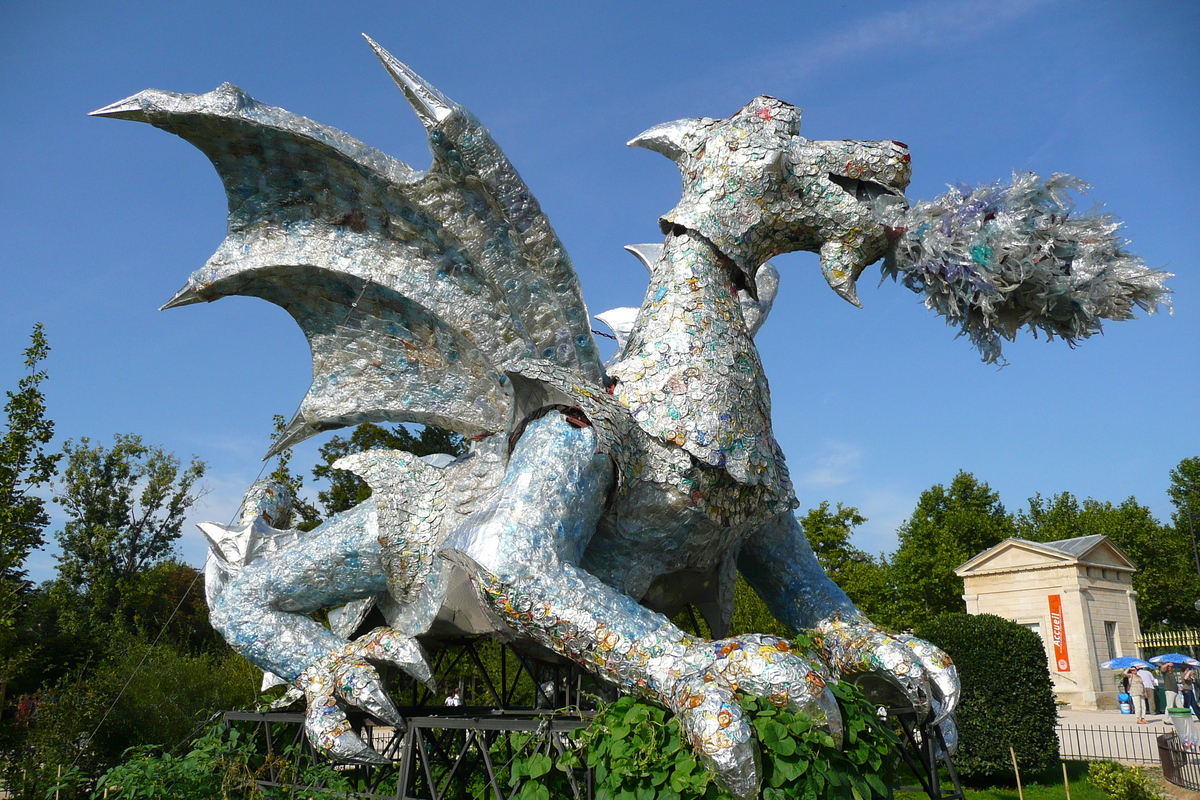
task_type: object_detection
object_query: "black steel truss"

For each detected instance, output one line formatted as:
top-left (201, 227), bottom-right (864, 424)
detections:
top-left (889, 707), bottom-right (966, 800)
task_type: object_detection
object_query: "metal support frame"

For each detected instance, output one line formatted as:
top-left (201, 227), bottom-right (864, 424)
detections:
top-left (223, 708), bottom-right (593, 800)
top-left (224, 638), bottom-right (598, 799)
top-left (221, 638), bottom-right (957, 800)
top-left (889, 708), bottom-right (966, 800)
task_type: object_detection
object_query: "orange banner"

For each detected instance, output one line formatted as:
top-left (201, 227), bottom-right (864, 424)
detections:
top-left (1048, 594), bottom-right (1070, 672)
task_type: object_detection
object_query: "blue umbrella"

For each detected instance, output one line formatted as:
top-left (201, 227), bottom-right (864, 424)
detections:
top-left (1150, 653), bottom-right (1200, 667)
top-left (1100, 656), bottom-right (1154, 670)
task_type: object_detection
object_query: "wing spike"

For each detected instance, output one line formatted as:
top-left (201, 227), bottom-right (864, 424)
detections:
top-left (265, 413), bottom-right (319, 460)
top-left (89, 93), bottom-right (149, 120)
top-left (363, 34), bottom-right (456, 130)
top-left (160, 283), bottom-right (204, 310)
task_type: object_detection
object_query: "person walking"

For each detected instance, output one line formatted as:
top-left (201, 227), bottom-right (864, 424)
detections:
top-left (1181, 666), bottom-right (1200, 719)
top-left (1134, 665), bottom-right (1158, 723)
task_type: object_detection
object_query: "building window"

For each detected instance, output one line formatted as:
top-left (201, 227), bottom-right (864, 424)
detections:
top-left (1101, 569), bottom-right (1109, 580)
top-left (1105, 621), bottom-right (1118, 661)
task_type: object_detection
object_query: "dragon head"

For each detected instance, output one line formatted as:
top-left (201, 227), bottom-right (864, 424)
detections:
top-left (630, 96), bottom-right (910, 307)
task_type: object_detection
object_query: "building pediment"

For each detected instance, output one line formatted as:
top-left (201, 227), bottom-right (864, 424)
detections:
top-left (956, 539), bottom-right (1073, 576)
top-left (1076, 540), bottom-right (1136, 570)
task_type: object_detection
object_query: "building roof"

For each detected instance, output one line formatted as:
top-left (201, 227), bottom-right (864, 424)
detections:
top-left (955, 534), bottom-right (1137, 576)
top-left (1039, 534), bottom-right (1110, 559)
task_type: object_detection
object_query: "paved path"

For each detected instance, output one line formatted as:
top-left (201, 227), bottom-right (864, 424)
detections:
top-left (1056, 706), bottom-right (1186, 763)
top-left (1059, 706), bottom-right (1178, 730)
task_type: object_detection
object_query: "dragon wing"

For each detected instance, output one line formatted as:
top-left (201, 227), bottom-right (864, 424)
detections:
top-left (92, 37), bottom-right (604, 455)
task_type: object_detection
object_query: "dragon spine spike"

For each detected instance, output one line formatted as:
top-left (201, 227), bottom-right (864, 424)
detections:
top-left (362, 34), bottom-right (456, 129)
top-left (594, 307), bottom-right (640, 360)
top-left (627, 118), bottom-right (704, 162)
top-left (623, 243), bottom-right (663, 275)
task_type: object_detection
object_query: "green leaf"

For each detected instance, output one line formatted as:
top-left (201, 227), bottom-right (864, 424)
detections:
top-left (526, 752), bottom-right (553, 779)
top-left (771, 737), bottom-right (796, 756)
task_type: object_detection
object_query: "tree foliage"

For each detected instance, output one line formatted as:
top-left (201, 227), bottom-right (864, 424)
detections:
top-left (797, 502), bottom-right (896, 628)
top-left (916, 613), bottom-right (1059, 781)
top-left (1168, 457), bottom-right (1200, 578)
top-left (888, 471), bottom-right (1013, 629)
top-left (0, 324), bottom-right (60, 594)
top-left (53, 434), bottom-right (206, 628)
top-left (312, 422), bottom-right (466, 517)
top-left (265, 415), bottom-right (321, 531)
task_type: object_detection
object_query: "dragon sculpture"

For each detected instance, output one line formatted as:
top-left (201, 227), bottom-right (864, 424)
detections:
top-left (93, 36), bottom-right (1169, 799)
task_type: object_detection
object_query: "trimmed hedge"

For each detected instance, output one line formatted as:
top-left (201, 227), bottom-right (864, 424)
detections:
top-left (916, 613), bottom-right (1059, 781)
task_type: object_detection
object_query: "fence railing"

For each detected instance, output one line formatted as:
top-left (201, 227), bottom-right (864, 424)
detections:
top-left (1136, 629), bottom-right (1200, 650)
top-left (1056, 724), bottom-right (1162, 764)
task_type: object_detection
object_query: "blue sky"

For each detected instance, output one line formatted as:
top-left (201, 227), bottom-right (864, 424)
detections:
top-left (2, 0), bottom-right (1197, 583)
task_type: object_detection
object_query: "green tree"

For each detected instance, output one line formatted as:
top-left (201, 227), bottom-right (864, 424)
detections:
top-left (797, 502), bottom-right (896, 628)
top-left (52, 435), bottom-right (206, 630)
top-left (266, 415), bottom-right (321, 531)
top-left (0, 324), bottom-right (61, 714)
top-left (889, 471), bottom-right (1014, 629)
top-left (1168, 457), bottom-right (1200, 580)
top-left (0, 324), bottom-right (61, 602)
top-left (1016, 491), bottom-right (1195, 630)
top-left (312, 422), bottom-right (465, 517)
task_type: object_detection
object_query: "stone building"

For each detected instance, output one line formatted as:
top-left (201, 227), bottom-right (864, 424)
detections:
top-left (955, 534), bottom-right (1140, 709)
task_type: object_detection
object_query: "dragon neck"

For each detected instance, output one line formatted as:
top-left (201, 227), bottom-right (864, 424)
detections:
top-left (609, 231), bottom-right (780, 488)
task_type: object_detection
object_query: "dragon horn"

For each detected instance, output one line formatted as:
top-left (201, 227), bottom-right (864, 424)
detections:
top-left (363, 34), bottom-right (456, 129)
top-left (627, 118), bottom-right (704, 163)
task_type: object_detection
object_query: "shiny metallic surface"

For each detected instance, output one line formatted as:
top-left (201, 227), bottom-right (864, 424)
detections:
top-left (96, 35), bottom-right (1168, 796)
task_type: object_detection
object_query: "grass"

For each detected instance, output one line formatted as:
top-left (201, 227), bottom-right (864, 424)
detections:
top-left (896, 761), bottom-right (1110, 800)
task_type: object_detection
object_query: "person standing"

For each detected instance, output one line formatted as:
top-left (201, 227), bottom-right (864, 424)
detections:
top-left (1162, 663), bottom-right (1180, 710)
top-left (1181, 666), bottom-right (1200, 719)
top-left (1127, 668), bottom-right (1148, 722)
top-left (1135, 666), bottom-right (1158, 723)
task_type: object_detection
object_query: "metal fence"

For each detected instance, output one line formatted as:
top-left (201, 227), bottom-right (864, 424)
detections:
top-left (1157, 733), bottom-right (1200, 791)
top-left (1056, 724), bottom-right (1162, 764)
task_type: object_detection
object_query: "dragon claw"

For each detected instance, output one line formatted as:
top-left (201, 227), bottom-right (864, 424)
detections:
top-left (297, 627), bottom-right (432, 763)
top-left (895, 633), bottom-right (959, 723)
top-left (815, 616), bottom-right (958, 724)
top-left (663, 634), bottom-right (844, 799)
top-left (667, 674), bottom-right (760, 800)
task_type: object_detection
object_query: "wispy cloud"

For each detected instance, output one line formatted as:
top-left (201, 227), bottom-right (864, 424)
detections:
top-left (705, 0), bottom-right (1054, 96)
top-left (855, 488), bottom-right (916, 556)
top-left (793, 440), bottom-right (863, 489)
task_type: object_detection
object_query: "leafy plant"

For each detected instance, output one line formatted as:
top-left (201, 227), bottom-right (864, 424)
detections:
top-left (916, 613), bottom-right (1059, 782)
top-left (1087, 760), bottom-right (1162, 800)
top-left (517, 679), bottom-right (896, 800)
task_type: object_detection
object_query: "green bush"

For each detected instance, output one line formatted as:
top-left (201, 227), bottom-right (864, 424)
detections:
top-left (915, 613), bottom-right (1059, 781)
top-left (1087, 760), bottom-right (1162, 800)
top-left (3, 640), bottom-right (259, 797)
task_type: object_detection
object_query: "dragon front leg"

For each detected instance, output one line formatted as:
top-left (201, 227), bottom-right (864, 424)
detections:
top-left (442, 412), bottom-right (839, 800)
top-left (738, 513), bottom-right (960, 731)
top-left (210, 500), bottom-right (432, 763)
